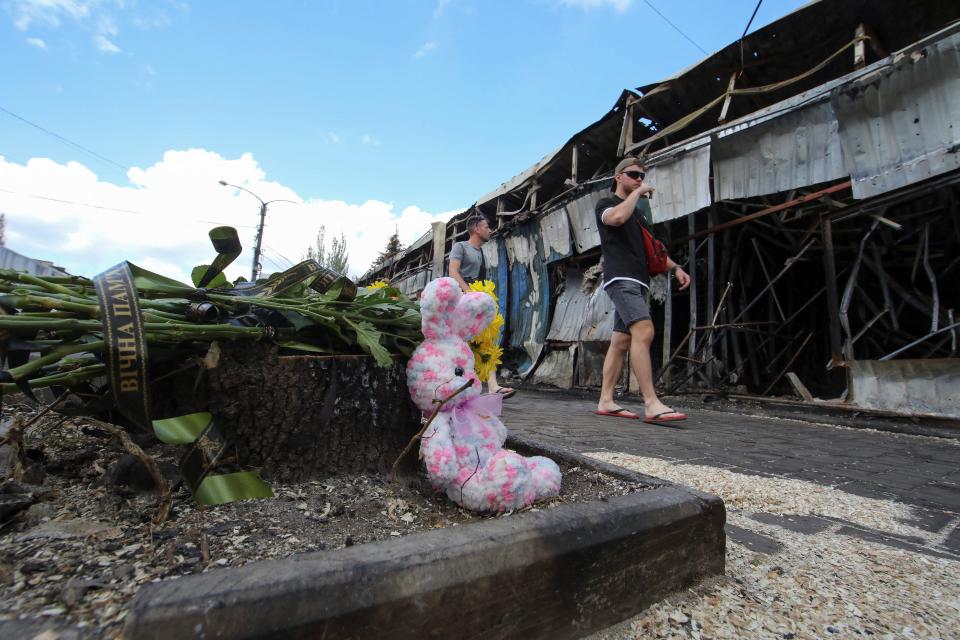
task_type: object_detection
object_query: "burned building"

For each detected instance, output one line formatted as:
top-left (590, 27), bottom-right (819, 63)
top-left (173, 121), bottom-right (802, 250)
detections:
top-left (362, 0), bottom-right (960, 419)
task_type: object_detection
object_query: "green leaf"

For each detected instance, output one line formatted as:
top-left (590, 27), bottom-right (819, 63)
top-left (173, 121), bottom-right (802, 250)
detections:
top-left (191, 265), bottom-right (231, 289)
top-left (277, 310), bottom-right (314, 331)
top-left (277, 341), bottom-right (337, 354)
top-left (194, 471), bottom-right (274, 505)
top-left (127, 263), bottom-right (195, 296)
top-left (346, 318), bottom-right (393, 367)
top-left (152, 412), bottom-right (212, 445)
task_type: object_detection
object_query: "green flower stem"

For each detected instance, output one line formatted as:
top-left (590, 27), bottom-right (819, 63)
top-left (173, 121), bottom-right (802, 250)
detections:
top-left (1, 295), bottom-right (99, 316)
top-left (0, 363), bottom-right (107, 393)
top-left (7, 341), bottom-right (106, 381)
top-left (8, 273), bottom-right (77, 297)
top-left (142, 310), bottom-right (189, 322)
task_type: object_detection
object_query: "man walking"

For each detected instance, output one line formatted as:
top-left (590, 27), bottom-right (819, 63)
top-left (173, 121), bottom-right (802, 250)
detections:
top-left (594, 157), bottom-right (690, 423)
top-left (449, 216), bottom-right (515, 398)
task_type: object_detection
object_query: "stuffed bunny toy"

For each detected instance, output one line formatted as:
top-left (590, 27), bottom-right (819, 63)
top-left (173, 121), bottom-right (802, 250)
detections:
top-left (406, 277), bottom-right (561, 512)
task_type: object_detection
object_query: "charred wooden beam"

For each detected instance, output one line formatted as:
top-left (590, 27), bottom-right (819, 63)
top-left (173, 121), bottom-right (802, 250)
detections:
top-left (687, 214), bottom-right (698, 375)
top-left (820, 217), bottom-right (844, 367)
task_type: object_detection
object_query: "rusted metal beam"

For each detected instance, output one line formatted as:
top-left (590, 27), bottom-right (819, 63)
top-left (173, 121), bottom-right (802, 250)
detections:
top-left (679, 181), bottom-right (852, 243)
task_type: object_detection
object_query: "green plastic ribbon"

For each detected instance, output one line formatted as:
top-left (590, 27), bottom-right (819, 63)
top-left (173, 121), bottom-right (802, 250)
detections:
top-left (196, 227), bottom-right (242, 288)
top-left (152, 412), bottom-right (212, 445)
top-left (194, 471), bottom-right (274, 505)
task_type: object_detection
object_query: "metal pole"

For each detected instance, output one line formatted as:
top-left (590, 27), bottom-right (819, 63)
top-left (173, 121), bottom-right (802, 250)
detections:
top-left (251, 202), bottom-right (267, 281)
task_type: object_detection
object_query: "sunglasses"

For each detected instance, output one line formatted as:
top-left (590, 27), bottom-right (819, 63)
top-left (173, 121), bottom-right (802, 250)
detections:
top-left (622, 170), bottom-right (645, 181)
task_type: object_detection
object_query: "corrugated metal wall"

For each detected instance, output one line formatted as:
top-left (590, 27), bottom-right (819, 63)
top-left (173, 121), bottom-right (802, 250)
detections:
top-left (0, 247), bottom-right (67, 277)
top-left (713, 101), bottom-right (846, 200)
top-left (505, 224), bottom-right (550, 373)
top-left (565, 188), bottom-right (605, 253)
top-left (832, 30), bottom-right (960, 199)
top-left (644, 139), bottom-right (712, 222)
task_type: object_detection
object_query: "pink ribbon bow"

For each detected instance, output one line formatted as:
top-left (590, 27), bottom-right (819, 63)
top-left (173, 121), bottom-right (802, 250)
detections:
top-left (452, 392), bottom-right (503, 433)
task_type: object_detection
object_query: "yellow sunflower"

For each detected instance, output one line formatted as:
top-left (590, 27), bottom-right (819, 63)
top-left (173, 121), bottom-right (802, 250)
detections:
top-left (467, 280), bottom-right (504, 380)
top-left (367, 280), bottom-right (389, 290)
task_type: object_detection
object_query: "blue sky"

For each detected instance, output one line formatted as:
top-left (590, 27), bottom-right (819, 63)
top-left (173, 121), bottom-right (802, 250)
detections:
top-left (1, 0), bottom-right (806, 279)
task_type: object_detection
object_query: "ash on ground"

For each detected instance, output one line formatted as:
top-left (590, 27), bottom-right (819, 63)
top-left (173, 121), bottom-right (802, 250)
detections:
top-left (0, 400), bottom-right (643, 639)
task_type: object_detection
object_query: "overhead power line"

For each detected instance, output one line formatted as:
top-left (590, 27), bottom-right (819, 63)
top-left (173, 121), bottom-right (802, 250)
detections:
top-left (739, 0), bottom-right (764, 73)
top-left (741, 0), bottom-right (764, 39)
top-left (0, 104), bottom-right (131, 175)
top-left (0, 187), bottom-right (255, 228)
top-left (262, 243), bottom-right (296, 267)
top-left (640, 0), bottom-right (708, 55)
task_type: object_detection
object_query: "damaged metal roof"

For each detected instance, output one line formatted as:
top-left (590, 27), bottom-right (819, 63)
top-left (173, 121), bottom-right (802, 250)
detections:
top-left (832, 27), bottom-right (960, 198)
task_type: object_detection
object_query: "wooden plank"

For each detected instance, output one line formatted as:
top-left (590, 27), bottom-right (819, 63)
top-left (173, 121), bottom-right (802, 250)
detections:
top-left (571, 144), bottom-right (579, 185)
top-left (854, 24), bottom-right (867, 69)
top-left (718, 72), bottom-right (737, 123)
top-left (431, 221), bottom-right (447, 279)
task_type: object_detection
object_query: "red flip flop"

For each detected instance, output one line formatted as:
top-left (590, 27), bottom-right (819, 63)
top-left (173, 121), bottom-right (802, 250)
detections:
top-left (644, 411), bottom-right (687, 424)
top-left (594, 408), bottom-right (640, 420)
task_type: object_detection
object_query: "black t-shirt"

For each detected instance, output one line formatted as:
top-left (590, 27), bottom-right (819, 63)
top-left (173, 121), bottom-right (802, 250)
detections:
top-left (594, 195), bottom-right (654, 287)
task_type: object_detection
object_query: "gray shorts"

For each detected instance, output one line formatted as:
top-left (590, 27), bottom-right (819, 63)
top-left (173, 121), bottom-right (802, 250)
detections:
top-left (605, 280), bottom-right (651, 334)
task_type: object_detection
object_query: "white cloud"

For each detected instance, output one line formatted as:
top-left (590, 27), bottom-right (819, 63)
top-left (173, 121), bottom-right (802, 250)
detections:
top-left (414, 41), bottom-right (438, 58)
top-left (360, 134), bottom-right (381, 147)
top-left (8, 0), bottom-right (174, 54)
top-left (93, 33), bottom-right (120, 53)
top-left (11, 0), bottom-right (93, 31)
top-left (327, 131), bottom-right (342, 144)
top-left (96, 13), bottom-right (117, 37)
top-left (433, 0), bottom-right (450, 18)
top-left (558, 0), bottom-right (632, 13)
top-left (26, 37), bottom-right (47, 49)
top-left (0, 151), bottom-right (458, 282)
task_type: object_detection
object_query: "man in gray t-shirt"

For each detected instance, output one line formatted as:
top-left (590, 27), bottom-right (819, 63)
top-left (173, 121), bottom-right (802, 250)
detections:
top-left (448, 216), bottom-right (514, 399)
top-left (449, 237), bottom-right (486, 282)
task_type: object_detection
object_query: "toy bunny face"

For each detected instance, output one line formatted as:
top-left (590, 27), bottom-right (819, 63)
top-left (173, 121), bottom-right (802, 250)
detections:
top-left (406, 277), bottom-right (496, 412)
top-left (419, 278), bottom-right (495, 342)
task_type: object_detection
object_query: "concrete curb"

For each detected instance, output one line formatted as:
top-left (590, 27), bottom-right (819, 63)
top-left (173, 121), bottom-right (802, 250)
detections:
top-left (124, 447), bottom-right (725, 640)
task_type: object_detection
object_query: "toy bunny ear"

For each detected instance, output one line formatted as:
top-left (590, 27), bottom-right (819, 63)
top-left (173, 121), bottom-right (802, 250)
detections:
top-left (420, 278), bottom-right (463, 339)
top-left (454, 291), bottom-right (496, 341)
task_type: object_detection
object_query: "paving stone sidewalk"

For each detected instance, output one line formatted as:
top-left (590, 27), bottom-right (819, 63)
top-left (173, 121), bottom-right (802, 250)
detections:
top-left (503, 389), bottom-right (960, 559)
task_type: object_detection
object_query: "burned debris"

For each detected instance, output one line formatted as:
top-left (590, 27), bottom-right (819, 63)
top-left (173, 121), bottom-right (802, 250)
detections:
top-left (362, 0), bottom-right (960, 418)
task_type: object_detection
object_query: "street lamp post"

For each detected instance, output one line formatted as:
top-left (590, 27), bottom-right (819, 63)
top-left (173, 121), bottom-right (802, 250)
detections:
top-left (218, 180), bottom-right (295, 281)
